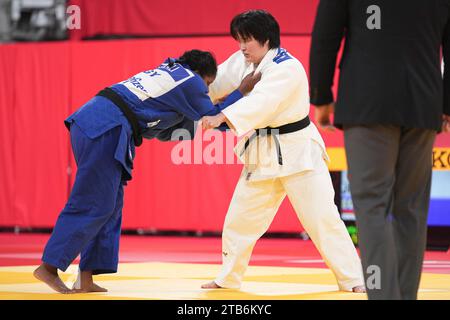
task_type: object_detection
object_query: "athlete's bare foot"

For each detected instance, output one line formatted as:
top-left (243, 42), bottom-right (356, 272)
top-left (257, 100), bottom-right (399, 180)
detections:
top-left (72, 270), bottom-right (108, 293)
top-left (352, 285), bottom-right (366, 293)
top-left (73, 282), bottom-right (108, 293)
top-left (201, 281), bottom-right (222, 289)
top-left (33, 263), bottom-right (73, 294)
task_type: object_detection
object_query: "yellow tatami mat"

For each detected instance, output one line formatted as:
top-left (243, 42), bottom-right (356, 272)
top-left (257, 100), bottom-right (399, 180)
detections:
top-left (1, 262), bottom-right (449, 300)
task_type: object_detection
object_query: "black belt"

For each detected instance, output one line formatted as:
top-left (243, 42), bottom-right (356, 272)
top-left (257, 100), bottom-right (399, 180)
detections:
top-left (241, 116), bottom-right (311, 165)
top-left (96, 87), bottom-right (143, 147)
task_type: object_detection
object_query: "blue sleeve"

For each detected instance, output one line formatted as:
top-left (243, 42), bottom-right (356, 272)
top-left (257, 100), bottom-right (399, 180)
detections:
top-left (179, 76), bottom-right (243, 120)
top-left (209, 89), bottom-right (243, 114)
top-left (155, 118), bottom-right (196, 141)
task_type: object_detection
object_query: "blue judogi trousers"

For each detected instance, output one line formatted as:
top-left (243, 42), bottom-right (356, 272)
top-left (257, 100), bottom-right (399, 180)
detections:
top-left (42, 122), bottom-right (125, 275)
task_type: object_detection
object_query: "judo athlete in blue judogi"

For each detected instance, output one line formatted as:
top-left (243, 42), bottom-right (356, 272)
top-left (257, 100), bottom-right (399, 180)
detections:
top-left (33, 50), bottom-right (261, 294)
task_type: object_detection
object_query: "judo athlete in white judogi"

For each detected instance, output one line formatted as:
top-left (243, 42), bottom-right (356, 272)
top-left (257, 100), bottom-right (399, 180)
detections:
top-left (201, 10), bottom-right (365, 293)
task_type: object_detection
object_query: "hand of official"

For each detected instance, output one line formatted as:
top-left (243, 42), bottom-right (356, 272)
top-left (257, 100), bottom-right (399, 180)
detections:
top-left (315, 103), bottom-right (337, 132)
top-left (202, 113), bottom-right (227, 130)
top-left (238, 71), bottom-right (262, 95)
top-left (442, 114), bottom-right (450, 133)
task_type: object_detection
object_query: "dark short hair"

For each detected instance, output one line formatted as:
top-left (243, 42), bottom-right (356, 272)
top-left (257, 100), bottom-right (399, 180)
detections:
top-left (230, 10), bottom-right (280, 49)
top-left (175, 50), bottom-right (217, 78)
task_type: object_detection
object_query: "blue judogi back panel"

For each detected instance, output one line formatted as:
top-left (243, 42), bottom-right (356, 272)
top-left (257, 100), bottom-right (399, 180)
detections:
top-left (64, 58), bottom-right (243, 181)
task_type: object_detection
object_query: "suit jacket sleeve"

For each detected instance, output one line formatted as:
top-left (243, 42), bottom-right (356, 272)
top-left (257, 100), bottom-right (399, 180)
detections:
top-left (309, 0), bottom-right (348, 106)
top-left (444, 15), bottom-right (450, 116)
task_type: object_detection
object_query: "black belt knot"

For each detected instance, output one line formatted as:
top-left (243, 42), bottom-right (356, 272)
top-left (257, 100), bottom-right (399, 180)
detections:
top-left (241, 116), bottom-right (311, 165)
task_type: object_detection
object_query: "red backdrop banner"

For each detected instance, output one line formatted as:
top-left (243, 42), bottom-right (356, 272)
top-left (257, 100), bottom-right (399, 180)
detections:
top-left (68, 0), bottom-right (320, 40)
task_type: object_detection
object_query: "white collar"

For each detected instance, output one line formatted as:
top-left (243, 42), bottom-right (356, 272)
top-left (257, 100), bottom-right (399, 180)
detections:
top-left (253, 48), bottom-right (279, 74)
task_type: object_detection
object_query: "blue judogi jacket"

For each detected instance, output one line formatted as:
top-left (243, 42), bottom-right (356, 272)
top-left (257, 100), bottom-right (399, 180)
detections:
top-left (65, 59), bottom-right (242, 181)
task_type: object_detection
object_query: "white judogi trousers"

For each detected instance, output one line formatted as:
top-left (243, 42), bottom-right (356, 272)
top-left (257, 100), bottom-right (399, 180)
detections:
top-left (214, 141), bottom-right (364, 291)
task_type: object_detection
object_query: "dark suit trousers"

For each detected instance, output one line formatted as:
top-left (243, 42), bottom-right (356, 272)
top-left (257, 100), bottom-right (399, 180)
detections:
top-left (344, 125), bottom-right (436, 300)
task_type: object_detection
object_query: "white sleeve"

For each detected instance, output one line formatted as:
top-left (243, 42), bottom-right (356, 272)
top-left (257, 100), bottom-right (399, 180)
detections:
top-left (221, 63), bottom-right (301, 136)
top-left (208, 51), bottom-right (248, 103)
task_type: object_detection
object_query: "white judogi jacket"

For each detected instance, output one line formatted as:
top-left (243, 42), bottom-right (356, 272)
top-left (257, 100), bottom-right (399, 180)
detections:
top-left (209, 48), bottom-right (329, 181)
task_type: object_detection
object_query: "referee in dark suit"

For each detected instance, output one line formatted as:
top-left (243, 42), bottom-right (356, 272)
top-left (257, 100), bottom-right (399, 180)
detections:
top-left (309, 0), bottom-right (450, 299)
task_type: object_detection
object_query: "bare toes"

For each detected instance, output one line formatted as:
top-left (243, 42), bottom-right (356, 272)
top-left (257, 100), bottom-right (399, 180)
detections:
top-left (201, 281), bottom-right (222, 289)
top-left (352, 285), bottom-right (366, 293)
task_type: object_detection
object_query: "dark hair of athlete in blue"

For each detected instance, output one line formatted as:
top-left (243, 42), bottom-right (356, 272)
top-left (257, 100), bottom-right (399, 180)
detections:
top-left (170, 49), bottom-right (217, 78)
